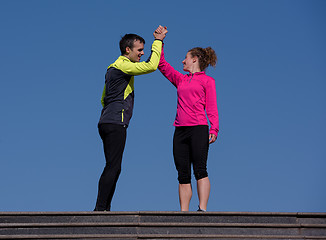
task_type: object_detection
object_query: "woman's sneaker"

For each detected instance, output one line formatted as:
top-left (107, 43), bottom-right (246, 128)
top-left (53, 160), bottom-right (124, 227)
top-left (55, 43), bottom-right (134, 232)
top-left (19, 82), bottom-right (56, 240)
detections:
top-left (197, 206), bottom-right (206, 212)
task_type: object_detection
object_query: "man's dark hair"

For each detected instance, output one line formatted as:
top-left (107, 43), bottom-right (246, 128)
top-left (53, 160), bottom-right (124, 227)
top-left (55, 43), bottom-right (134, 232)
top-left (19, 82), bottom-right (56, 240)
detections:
top-left (119, 34), bottom-right (145, 55)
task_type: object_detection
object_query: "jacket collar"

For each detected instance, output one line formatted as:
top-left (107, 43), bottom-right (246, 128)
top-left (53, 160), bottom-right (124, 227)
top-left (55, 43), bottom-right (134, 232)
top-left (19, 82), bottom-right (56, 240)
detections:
top-left (119, 55), bottom-right (131, 62)
top-left (188, 71), bottom-right (205, 76)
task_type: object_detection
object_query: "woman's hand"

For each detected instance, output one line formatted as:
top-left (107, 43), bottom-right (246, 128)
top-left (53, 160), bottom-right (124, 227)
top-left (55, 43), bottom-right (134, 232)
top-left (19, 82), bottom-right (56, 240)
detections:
top-left (209, 134), bottom-right (217, 144)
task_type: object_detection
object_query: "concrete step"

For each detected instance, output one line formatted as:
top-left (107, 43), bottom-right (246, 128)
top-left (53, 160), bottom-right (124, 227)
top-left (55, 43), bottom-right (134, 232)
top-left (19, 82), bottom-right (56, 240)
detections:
top-left (0, 211), bottom-right (325, 239)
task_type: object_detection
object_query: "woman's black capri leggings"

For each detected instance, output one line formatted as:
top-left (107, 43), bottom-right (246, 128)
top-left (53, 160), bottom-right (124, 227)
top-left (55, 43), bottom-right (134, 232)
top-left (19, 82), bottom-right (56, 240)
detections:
top-left (173, 125), bottom-right (209, 184)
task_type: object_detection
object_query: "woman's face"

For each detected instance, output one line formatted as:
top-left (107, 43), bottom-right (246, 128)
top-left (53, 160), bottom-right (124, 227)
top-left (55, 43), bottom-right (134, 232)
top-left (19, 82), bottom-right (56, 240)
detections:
top-left (182, 52), bottom-right (194, 72)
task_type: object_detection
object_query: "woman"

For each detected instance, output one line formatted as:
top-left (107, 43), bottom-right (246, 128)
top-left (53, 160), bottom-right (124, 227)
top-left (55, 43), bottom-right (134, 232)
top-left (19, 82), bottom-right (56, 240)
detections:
top-left (157, 27), bottom-right (219, 212)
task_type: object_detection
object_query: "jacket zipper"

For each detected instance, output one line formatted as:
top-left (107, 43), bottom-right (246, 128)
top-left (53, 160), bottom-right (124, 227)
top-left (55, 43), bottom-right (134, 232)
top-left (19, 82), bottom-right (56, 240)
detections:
top-left (189, 73), bottom-right (194, 83)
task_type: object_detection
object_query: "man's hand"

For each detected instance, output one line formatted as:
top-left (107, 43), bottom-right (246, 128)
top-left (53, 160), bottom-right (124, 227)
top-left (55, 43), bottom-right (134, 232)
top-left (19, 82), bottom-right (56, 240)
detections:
top-left (154, 25), bottom-right (168, 40)
top-left (209, 134), bottom-right (217, 144)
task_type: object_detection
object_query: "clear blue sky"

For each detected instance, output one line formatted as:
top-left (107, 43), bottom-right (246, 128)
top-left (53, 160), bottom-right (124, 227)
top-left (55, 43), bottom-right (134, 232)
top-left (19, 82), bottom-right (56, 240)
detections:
top-left (1, 0), bottom-right (325, 212)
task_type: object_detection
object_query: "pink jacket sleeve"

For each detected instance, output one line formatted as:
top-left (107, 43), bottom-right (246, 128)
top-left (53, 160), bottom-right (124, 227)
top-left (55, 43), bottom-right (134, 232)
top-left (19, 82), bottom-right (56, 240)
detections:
top-left (158, 44), bottom-right (184, 87)
top-left (206, 77), bottom-right (219, 136)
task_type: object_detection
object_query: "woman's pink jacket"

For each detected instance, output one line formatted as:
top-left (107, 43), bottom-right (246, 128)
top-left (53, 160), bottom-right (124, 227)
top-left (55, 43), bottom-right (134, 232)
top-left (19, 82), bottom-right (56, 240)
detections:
top-left (158, 45), bottom-right (219, 136)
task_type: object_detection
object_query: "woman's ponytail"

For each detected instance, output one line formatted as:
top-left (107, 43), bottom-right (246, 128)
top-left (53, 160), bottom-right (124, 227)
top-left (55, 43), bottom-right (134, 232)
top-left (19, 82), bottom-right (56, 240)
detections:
top-left (204, 47), bottom-right (217, 68)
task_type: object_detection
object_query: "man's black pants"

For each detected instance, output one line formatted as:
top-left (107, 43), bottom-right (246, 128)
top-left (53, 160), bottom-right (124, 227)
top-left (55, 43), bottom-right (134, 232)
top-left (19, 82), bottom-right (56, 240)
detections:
top-left (95, 123), bottom-right (127, 211)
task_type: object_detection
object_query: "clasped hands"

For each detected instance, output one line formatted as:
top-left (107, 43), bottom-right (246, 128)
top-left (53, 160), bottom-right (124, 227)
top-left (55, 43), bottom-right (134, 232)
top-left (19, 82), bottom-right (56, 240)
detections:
top-left (154, 25), bottom-right (168, 41)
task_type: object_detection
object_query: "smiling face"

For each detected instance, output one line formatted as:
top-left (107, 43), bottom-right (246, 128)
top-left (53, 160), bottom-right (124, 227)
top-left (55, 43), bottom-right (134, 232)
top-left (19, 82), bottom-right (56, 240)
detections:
top-left (182, 52), bottom-right (196, 72)
top-left (125, 40), bottom-right (144, 62)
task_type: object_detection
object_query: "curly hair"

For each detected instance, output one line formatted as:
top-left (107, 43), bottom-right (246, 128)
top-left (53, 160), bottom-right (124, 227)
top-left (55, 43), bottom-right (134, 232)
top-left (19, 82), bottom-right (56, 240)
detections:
top-left (189, 47), bottom-right (217, 71)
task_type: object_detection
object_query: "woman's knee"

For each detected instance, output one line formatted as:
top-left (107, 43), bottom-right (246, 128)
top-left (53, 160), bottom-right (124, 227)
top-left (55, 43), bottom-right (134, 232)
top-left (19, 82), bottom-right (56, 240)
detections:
top-left (194, 170), bottom-right (208, 181)
top-left (178, 173), bottom-right (191, 184)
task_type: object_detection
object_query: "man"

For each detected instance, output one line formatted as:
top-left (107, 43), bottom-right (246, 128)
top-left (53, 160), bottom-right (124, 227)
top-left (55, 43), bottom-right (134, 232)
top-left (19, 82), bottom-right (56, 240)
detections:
top-left (94, 26), bottom-right (167, 211)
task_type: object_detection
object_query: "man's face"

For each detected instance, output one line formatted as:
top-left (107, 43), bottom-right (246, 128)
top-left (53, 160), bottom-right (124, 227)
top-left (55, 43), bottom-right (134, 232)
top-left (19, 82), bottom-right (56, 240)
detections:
top-left (125, 40), bottom-right (144, 62)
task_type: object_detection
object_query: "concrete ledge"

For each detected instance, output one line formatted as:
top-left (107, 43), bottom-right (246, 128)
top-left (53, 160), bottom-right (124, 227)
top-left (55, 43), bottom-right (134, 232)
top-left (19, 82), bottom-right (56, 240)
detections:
top-left (0, 211), bottom-right (325, 239)
top-left (0, 234), bottom-right (325, 239)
